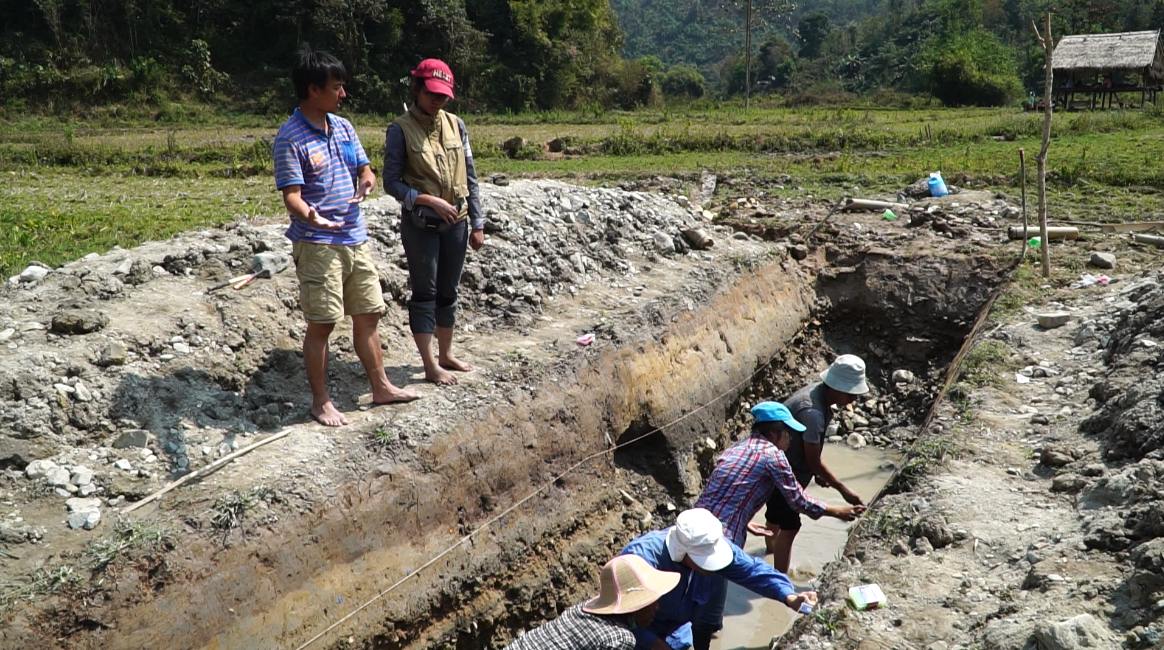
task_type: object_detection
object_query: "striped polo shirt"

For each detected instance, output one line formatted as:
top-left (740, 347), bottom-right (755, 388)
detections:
top-left (273, 108), bottom-right (369, 245)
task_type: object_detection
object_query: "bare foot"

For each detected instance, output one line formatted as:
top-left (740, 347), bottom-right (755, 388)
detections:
top-left (371, 386), bottom-right (423, 405)
top-left (311, 401), bottom-right (349, 427)
top-left (439, 354), bottom-right (474, 373)
top-left (425, 365), bottom-right (458, 385)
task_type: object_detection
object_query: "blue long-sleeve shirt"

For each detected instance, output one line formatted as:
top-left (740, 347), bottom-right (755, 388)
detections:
top-left (620, 529), bottom-right (797, 650)
top-left (383, 116), bottom-right (484, 231)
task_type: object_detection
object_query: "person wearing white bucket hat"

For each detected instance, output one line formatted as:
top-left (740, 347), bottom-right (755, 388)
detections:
top-left (503, 554), bottom-right (680, 650)
top-left (620, 508), bottom-right (816, 650)
top-left (759, 354), bottom-right (870, 573)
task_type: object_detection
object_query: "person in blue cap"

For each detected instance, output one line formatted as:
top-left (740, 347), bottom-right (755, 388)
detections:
top-left (690, 401), bottom-right (863, 650)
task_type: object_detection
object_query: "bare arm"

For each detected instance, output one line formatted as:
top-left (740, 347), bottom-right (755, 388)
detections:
top-left (280, 185), bottom-right (341, 230)
top-left (804, 442), bottom-right (863, 505)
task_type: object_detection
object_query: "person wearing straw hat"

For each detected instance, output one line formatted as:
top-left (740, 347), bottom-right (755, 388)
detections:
top-left (503, 555), bottom-right (681, 650)
top-left (759, 354), bottom-right (871, 573)
top-left (693, 401), bottom-right (864, 648)
top-left (620, 508), bottom-right (816, 650)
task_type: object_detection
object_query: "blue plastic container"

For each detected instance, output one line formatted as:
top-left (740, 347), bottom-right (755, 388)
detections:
top-left (928, 172), bottom-right (949, 197)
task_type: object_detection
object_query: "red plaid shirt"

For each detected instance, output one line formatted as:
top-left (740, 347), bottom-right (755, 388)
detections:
top-left (695, 432), bottom-right (826, 547)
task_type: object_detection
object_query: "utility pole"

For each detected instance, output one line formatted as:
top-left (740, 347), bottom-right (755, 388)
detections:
top-left (1033, 13), bottom-right (1054, 279)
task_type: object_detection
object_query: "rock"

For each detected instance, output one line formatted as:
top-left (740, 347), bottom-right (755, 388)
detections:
top-left (502, 137), bottom-right (527, 158)
top-left (1041, 447), bottom-right (1077, 468)
top-left (0, 328), bottom-right (14, 342)
top-left (1089, 252), bottom-right (1116, 270)
top-left (789, 244), bottom-right (809, 261)
top-left (173, 342), bottom-right (192, 355)
top-left (25, 458), bottom-right (59, 480)
top-left (44, 466), bottom-right (72, 486)
top-left (0, 438), bottom-right (36, 471)
top-left (50, 311), bottom-right (109, 335)
top-left (913, 536), bottom-right (934, 554)
top-left (19, 265), bottom-right (50, 283)
top-left (97, 341), bottom-right (128, 366)
top-left (67, 508), bottom-right (101, 530)
top-left (892, 369), bottom-right (915, 383)
top-left (652, 231), bottom-right (675, 253)
top-left (915, 515), bottom-right (955, 548)
top-left (681, 229), bottom-right (714, 250)
top-left (1051, 474), bottom-right (1088, 493)
top-left (847, 433), bottom-right (867, 448)
top-left (66, 496), bottom-right (102, 512)
top-left (70, 466), bottom-right (94, 487)
top-left (113, 429), bottom-right (150, 449)
top-left (1033, 614), bottom-right (1116, 650)
top-left (1038, 312), bottom-right (1071, 329)
top-left (73, 383), bottom-right (92, 402)
top-left (891, 539), bottom-right (910, 556)
top-left (1073, 325), bottom-right (1097, 347)
top-left (113, 458), bottom-right (133, 471)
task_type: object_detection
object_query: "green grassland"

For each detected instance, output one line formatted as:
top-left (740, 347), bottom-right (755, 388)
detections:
top-left (4, 105), bottom-right (1164, 276)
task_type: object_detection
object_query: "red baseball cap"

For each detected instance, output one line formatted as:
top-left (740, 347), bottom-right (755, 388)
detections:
top-left (411, 59), bottom-right (455, 99)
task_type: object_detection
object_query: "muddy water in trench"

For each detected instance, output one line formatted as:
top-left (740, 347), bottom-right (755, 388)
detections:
top-left (710, 444), bottom-right (895, 650)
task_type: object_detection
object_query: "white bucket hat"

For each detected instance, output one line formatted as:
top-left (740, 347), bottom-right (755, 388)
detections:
top-left (820, 354), bottom-right (870, 395)
top-left (665, 508), bottom-right (734, 572)
top-left (582, 555), bottom-right (681, 615)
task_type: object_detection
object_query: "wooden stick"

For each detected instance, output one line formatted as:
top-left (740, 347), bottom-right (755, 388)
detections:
top-left (122, 428), bottom-right (293, 514)
top-left (1033, 14), bottom-right (1054, 278)
top-left (1019, 148), bottom-right (1027, 261)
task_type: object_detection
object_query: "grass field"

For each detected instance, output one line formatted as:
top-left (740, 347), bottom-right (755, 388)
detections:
top-left (4, 104), bottom-right (1164, 276)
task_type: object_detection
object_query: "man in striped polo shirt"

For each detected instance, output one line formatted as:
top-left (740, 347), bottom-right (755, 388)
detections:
top-left (274, 49), bottom-right (421, 426)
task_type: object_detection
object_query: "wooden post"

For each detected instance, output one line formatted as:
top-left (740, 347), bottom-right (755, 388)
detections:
top-left (1019, 148), bottom-right (1028, 261)
top-left (1033, 14), bottom-right (1054, 279)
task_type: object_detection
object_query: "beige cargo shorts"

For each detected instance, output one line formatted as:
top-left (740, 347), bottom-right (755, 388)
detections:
top-left (292, 241), bottom-right (385, 324)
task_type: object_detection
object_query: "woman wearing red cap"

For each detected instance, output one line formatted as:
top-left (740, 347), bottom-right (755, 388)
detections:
top-left (384, 59), bottom-right (485, 386)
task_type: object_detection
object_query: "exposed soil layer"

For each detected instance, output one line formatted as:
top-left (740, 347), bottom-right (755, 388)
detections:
top-left (0, 181), bottom-right (1013, 650)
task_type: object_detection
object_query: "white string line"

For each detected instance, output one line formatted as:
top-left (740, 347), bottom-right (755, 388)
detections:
top-left (293, 331), bottom-right (801, 650)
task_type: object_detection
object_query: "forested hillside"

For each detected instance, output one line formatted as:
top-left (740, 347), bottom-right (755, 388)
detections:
top-left (5, 0), bottom-right (1164, 115)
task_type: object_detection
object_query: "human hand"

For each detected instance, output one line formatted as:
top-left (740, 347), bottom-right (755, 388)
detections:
top-left (469, 229), bottom-right (485, 250)
top-left (348, 179), bottom-right (374, 204)
top-left (785, 591), bottom-right (818, 611)
top-left (746, 521), bottom-right (775, 537)
top-left (840, 487), bottom-right (865, 506)
top-left (304, 206), bottom-right (341, 230)
top-left (827, 504), bottom-right (865, 521)
top-left (426, 197), bottom-right (459, 224)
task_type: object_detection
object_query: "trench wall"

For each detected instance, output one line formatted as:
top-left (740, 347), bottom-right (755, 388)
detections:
top-left (83, 255), bottom-right (816, 650)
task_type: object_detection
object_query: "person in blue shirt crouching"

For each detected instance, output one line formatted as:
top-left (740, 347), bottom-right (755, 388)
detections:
top-left (620, 508), bottom-right (815, 650)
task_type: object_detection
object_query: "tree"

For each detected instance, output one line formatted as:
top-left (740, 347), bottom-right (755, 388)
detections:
top-left (662, 65), bottom-right (707, 97)
top-left (797, 11), bottom-right (831, 59)
top-left (918, 28), bottom-right (1023, 106)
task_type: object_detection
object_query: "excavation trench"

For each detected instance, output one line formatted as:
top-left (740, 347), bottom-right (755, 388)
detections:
top-left (56, 247), bottom-right (1005, 650)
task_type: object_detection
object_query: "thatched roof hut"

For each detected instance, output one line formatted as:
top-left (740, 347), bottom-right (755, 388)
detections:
top-left (1052, 30), bottom-right (1164, 84)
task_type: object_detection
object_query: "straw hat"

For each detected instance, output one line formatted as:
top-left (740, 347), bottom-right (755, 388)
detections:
top-left (582, 555), bottom-right (681, 615)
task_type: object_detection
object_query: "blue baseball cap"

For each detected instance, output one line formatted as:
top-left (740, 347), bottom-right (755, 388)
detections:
top-left (751, 402), bottom-right (806, 432)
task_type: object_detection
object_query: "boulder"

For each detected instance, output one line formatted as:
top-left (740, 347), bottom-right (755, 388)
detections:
top-left (113, 429), bottom-right (150, 449)
top-left (915, 514), bottom-right (955, 548)
top-left (789, 244), bottom-right (809, 261)
top-left (97, 341), bottom-right (128, 366)
top-left (24, 458), bottom-right (58, 480)
top-left (0, 437), bottom-right (36, 470)
top-left (1089, 252), bottom-right (1116, 270)
top-left (1033, 614), bottom-right (1115, 650)
top-left (50, 311), bottom-right (109, 335)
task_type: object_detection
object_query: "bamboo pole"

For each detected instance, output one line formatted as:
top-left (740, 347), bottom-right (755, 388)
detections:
top-left (122, 428), bottom-right (293, 514)
top-left (1033, 14), bottom-right (1054, 279)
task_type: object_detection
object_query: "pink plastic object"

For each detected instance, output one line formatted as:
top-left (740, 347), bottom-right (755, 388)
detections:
top-left (576, 333), bottom-right (595, 346)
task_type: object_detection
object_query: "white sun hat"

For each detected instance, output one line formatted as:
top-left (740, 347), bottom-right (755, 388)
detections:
top-left (820, 354), bottom-right (870, 395)
top-left (665, 508), bottom-right (734, 572)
